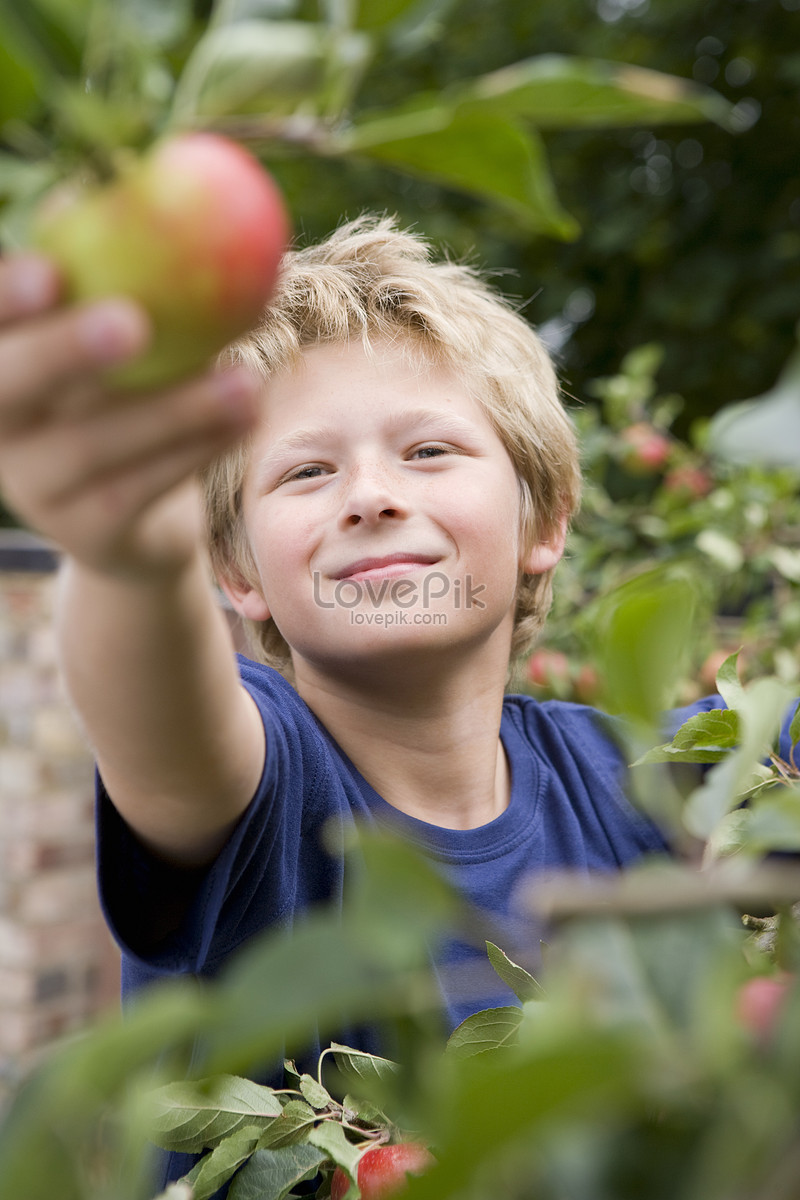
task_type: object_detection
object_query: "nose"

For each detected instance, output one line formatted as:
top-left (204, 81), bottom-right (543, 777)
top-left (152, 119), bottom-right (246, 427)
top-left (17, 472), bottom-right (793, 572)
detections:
top-left (339, 460), bottom-right (408, 528)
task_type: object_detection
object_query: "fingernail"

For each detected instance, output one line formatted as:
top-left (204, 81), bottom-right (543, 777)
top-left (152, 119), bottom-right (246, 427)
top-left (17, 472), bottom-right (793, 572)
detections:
top-left (77, 299), bottom-right (150, 363)
top-left (8, 255), bottom-right (60, 311)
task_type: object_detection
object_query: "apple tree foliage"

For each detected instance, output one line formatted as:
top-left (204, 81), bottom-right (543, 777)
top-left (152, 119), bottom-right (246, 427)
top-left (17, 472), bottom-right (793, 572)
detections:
top-left (1, 3), bottom-right (800, 1199)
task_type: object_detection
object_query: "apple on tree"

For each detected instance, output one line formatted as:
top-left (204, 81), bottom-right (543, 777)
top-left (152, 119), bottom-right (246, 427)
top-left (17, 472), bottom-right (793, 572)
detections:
top-left (33, 132), bottom-right (290, 390)
top-left (618, 422), bottom-right (672, 475)
top-left (330, 1143), bottom-right (435, 1200)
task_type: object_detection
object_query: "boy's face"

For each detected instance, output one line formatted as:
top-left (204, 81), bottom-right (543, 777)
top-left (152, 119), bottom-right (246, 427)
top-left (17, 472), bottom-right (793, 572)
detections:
top-left (225, 340), bottom-right (562, 679)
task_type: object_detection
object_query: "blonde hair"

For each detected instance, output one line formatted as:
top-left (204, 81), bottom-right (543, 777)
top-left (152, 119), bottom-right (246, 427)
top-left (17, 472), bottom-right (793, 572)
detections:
top-left (203, 214), bottom-right (581, 674)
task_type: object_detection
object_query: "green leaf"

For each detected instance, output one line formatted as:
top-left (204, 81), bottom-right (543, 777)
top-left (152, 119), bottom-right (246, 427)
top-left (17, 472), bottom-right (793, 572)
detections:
top-left (634, 744), bottom-right (730, 767)
top-left (299, 1074), bottom-right (332, 1110)
top-left (0, 39), bottom-right (40, 122)
top-left (149, 1075), bottom-right (283, 1153)
top-left (114, 0), bottom-right (193, 47)
top-left (445, 1006), bottom-right (523, 1059)
top-left (226, 1144), bottom-right (327, 1200)
top-left (590, 567), bottom-right (699, 729)
top-left (790, 702), bottom-right (800, 751)
top-left (199, 831), bottom-right (460, 1075)
top-left (355, 0), bottom-right (423, 32)
top-left (212, 0), bottom-right (300, 22)
top-left (184, 1126), bottom-right (263, 1200)
top-left (485, 941), bottom-right (545, 1002)
top-left (715, 651), bottom-right (746, 711)
top-left (308, 1119), bottom-right (362, 1176)
top-left (403, 1031), bottom-right (639, 1200)
top-left (683, 677), bottom-right (796, 841)
top-left (342, 1093), bottom-right (390, 1126)
top-left (344, 103), bottom-right (578, 238)
top-left (0, 0), bottom-right (88, 79)
top-left (330, 1043), bottom-right (400, 1087)
top-left (256, 1099), bottom-right (319, 1149)
top-left (708, 346), bottom-right (800, 468)
top-left (0, 980), bottom-right (212, 1198)
top-left (462, 55), bottom-right (733, 130)
top-left (173, 19), bottom-right (325, 120)
top-left (739, 787), bottom-right (800, 854)
top-left (671, 710), bottom-right (740, 752)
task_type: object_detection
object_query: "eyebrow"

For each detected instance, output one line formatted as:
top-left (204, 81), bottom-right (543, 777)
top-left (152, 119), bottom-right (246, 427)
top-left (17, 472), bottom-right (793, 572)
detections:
top-left (252, 407), bottom-right (483, 483)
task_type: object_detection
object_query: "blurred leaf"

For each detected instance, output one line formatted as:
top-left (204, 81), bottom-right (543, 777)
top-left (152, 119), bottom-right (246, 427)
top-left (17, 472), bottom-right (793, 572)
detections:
top-left (173, 20), bottom-right (331, 120)
top-left (149, 1075), bottom-right (283, 1153)
top-left (709, 347), bottom-right (800, 468)
top-left (211, 0), bottom-right (300, 21)
top-left (445, 1006), bottom-right (523, 1059)
top-left (0, 981), bottom-right (211, 1198)
top-left (684, 677), bottom-right (796, 843)
top-left (115, 0), bottom-right (194, 47)
top-left (485, 940), bottom-right (545, 1002)
top-left (154, 1185), bottom-right (194, 1200)
top-left (0, 0), bottom-right (88, 77)
top-left (226, 1144), bottom-right (326, 1200)
top-left (355, 0), bottom-right (425, 32)
top-left (739, 787), bottom-right (800, 854)
top-left (790, 703), bottom-right (800, 750)
top-left (0, 40), bottom-right (40, 123)
top-left (404, 1031), bottom-right (640, 1200)
top-left (715, 650), bottom-right (746, 711)
top-left (590, 566), bottom-right (699, 729)
top-left (196, 831), bottom-right (461, 1074)
top-left (345, 103), bottom-right (579, 237)
top-left (462, 55), bottom-right (734, 130)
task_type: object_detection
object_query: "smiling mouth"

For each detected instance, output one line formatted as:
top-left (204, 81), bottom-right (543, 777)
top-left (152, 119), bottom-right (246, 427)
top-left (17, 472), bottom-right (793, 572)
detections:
top-left (332, 553), bottom-right (441, 582)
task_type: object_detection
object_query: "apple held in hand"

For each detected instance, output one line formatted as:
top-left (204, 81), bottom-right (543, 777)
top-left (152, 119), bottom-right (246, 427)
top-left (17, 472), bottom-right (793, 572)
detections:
top-left (331, 1143), bottom-right (434, 1200)
top-left (34, 133), bottom-right (290, 389)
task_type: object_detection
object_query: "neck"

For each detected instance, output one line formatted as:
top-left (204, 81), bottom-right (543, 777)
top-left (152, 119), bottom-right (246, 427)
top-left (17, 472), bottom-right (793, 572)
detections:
top-left (292, 639), bottom-right (512, 830)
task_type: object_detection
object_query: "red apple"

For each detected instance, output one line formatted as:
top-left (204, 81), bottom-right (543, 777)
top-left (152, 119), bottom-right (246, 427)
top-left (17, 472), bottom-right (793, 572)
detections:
top-left (330, 1143), bottom-right (434, 1200)
top-left (33, 132), bottom-right (290, 390)
top-left (573, 663), bottom-right (601, 705)
top-left (735, 974), bottom-right (792, 1042)
top-left (526, 649), bottom-right (571, 691)
top-left (619, 422), bottom-right (671, 474)
top-left (663, 464), bottom-right (713, 498)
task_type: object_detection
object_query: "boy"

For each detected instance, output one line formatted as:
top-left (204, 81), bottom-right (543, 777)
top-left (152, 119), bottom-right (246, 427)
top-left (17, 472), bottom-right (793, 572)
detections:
top-left (0, 216), bottom-right (682, 1186)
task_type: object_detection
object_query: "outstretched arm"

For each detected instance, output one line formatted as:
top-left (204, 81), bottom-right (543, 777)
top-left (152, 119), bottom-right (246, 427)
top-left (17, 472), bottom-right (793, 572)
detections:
top-left (0, 253), bottom-right (266, 865)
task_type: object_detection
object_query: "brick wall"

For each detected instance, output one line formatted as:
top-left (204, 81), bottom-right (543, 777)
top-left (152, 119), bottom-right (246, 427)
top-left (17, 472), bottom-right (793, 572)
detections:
top-left (0, 532), bottom-right (120, 1108)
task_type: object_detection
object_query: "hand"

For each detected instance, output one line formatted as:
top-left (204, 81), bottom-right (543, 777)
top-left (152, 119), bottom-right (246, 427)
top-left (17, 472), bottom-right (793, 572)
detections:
top-left (0, 253), bottom-right (259, 577)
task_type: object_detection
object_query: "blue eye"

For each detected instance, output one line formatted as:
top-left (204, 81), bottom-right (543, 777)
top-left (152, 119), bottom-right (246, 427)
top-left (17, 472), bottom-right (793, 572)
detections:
top-left (414, 445), bottom-right (448, 459)
top-left (283, 463), bottom-right (326, 482)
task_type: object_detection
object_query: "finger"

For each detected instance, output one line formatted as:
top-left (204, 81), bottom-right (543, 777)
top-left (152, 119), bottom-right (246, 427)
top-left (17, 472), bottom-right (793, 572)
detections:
top-left (0, 254), bottom-right (61, 323)
top-left (52, 424), bottom-right (248, 558)
top-left (0, 297), bottom-right (150, 429)
top-left (19, 368), bottom-right (259, 507)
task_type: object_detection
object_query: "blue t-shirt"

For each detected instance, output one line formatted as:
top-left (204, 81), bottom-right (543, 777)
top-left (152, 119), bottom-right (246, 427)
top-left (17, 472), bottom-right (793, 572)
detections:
top-left (97, 657), bottom-right (681, 1007)
top-left (95, 659), bottom-right (738, 1190)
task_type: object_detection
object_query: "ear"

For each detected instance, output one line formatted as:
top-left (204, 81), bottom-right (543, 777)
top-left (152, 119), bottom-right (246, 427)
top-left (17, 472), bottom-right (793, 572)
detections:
top-left (521, 511), bottom-right (568, 576)
top-left (218, 570), bottom-right (272, 623)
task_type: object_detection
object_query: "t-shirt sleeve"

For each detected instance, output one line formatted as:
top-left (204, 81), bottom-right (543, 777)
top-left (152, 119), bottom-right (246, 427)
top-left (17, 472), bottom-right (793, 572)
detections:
top-left (95, 663), bottom-right (331, 979)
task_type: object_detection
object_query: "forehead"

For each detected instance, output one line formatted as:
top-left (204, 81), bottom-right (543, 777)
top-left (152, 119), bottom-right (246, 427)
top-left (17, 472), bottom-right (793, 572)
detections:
top-left (255, 338), bottom-right (490, 434)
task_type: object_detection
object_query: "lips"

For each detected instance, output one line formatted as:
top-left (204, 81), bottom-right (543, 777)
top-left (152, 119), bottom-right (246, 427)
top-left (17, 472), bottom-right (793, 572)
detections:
top-left (331, 551), bottom-right (441, 581)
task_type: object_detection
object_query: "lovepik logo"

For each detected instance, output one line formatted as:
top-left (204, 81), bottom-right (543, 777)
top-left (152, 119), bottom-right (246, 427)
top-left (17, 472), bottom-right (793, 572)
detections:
top-left (312, 570), bottom-right (486, 611)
